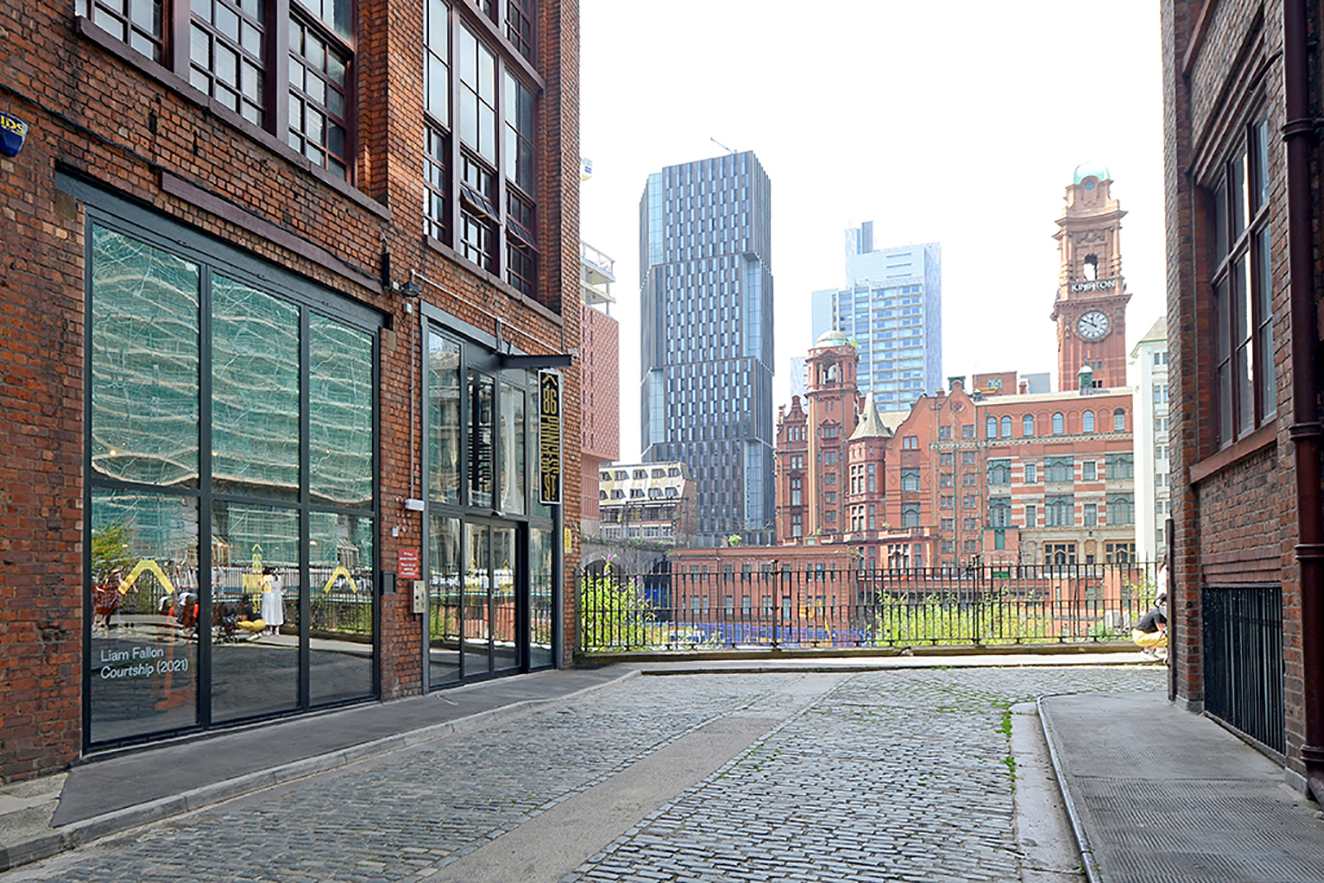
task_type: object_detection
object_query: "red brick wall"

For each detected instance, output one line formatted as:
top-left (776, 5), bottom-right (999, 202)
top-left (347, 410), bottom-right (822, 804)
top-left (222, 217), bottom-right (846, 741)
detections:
top-left (0, 0), bottom-right (579, 780)
top-left (1164, 0), bottom-right (1306, 771)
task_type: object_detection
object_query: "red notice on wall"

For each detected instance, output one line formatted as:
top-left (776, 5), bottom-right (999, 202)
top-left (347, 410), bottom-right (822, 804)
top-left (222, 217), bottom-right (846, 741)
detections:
top-left (398, 549), bottom-right (421, 581)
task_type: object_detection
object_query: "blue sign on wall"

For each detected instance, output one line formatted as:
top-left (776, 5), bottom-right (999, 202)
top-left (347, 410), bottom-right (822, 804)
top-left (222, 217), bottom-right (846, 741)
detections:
top-left (0, 112), bottom-right (26, 158)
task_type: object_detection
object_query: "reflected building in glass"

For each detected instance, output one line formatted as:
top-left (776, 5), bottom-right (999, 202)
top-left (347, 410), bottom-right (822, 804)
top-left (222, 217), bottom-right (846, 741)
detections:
top-left (639, 152), bottom-right (775, 547)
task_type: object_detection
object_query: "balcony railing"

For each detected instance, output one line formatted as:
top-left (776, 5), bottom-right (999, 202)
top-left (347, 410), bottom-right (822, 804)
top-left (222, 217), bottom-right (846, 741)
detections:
top-left (578, 561), bottom-right (1160, 653)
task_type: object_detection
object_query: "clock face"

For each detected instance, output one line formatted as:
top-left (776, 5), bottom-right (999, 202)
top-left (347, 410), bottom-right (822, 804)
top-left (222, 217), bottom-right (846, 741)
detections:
top-left (1077, 311), bottom-right (1110, 341)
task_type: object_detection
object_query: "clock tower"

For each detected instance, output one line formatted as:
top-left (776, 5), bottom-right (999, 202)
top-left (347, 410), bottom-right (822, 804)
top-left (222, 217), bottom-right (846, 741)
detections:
top-left (1050, 162), bottom-right (1132, 390)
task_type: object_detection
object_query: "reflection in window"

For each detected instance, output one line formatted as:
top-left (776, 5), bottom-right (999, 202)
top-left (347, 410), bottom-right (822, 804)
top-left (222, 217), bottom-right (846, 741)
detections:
top-left (428, 515), bottom-right (462, 687)
top-left (210, 501), bottom-right (300, 723)
top-left (89, 490), bottom-right (200, 744)
top-left (499, 380), bottom-right (526, 514)
top-left (309, 511), bottom-right (374, 705)
top-left (91, 226), bottom-right (201, 487)
top-left (428, 335), bottom-right (461, 503)
top-left (212, 276), bottom-right (300, 500)
top-left (310, 315), bottom-right (373, 508)
top-left (469, 372), bottom-right (495, 508)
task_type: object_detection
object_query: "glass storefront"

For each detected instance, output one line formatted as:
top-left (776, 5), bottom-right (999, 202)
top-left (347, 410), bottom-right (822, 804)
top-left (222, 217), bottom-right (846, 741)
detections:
top-left (83, 189), bottom-right (382, 749)
top-left (424, 323), bottom-right (556, 684)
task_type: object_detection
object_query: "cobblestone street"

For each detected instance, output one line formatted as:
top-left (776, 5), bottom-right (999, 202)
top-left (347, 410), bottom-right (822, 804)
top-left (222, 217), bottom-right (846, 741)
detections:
top-left (5, 666), bottom-right (1163, 883)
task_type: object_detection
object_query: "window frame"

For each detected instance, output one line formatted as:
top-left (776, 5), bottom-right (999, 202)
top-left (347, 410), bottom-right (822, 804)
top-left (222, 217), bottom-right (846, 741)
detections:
top-left (79, 0), bottom-right (359, 183)
top-left (423, 2), bottom-right (544, 302)
top-left (1205, 106), bottom-right (1276, 447)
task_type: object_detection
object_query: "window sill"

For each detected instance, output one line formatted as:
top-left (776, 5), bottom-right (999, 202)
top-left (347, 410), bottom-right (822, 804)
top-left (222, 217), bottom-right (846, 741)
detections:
top-left (1189, 422), bottom-right (1278, 485)
top-left (76, 17), bottom-right (389, 223)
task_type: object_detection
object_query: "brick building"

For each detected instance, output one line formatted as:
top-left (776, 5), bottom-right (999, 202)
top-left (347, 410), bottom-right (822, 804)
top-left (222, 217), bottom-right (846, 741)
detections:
top-left (0, 0), bottom-right (580, 781)
top-left (1163, 0), bottom-right (1324, 801)
top-left (597, 462), bottom-right (695, 545)
top-left (776, 171), bottom-right (1141, 574)
top-left (579, 239), bottom-right (619, 536)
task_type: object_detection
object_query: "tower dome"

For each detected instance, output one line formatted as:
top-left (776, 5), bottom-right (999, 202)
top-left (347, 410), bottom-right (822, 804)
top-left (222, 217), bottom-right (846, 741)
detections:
top-left (814, 329), bottom-right (851, 348)
top-left (1073, 161), bottom-right (1111, 184)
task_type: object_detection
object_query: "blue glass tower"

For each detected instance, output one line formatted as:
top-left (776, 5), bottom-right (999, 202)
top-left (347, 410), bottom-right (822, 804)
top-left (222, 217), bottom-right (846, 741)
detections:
top-left (811, 224), bottom-right (942, 412)
top-left (639, 151), bottom-right (775, 546)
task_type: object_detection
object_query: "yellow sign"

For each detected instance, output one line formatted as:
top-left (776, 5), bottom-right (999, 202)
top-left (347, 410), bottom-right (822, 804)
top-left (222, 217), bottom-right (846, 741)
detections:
top-left (322, 566), bottom-right (359, 594)
top-left (242, 543), bottom-right (265, 591)
top-left (118, 559), bottom-right (178, 596)
top-left (539, 370), bottom-right (562, 505)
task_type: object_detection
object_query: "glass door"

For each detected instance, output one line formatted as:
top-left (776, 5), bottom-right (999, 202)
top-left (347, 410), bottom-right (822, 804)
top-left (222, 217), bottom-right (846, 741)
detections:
top-left (462, 520), bottom-right (522, 677)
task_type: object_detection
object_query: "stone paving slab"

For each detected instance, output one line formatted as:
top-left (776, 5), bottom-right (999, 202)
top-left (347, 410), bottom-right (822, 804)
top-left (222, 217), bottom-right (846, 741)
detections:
top-left (1040, 691), bottom-right (1324, 883)
top-left (3, 664), bottom-right (1169, 882)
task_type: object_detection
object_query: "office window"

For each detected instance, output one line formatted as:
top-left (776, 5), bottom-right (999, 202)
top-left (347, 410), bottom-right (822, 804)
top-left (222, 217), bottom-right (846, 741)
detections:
top-left (1022, 414), bottom-right (1035, 436)
top-left (423, 3), bottom-right (541, 300)
top-left (1046, 496), bottom-right (1074, 527)
top-left (84, 0), bottom-right (356, 177)
top-left (1209, 113), bottom-right (1276, 445)
top-left (962, 425), bottom-right (975, 439)
top-left (1083, 503), bottom-right (1097, 526)
top-left (1045, 456), bottom-right (1073, 483)
top-left (989, 499), bottom-right (1010, 528)
top-left (985, 416), bottom-right (997, 439)
top-left (1082, 460), bottom-right (1097, 481)
top-left (1052, 412), bottom-right (1064, 435)
top-left (1024, 462), bottom-right (1037, 483)
top-left (1108, 493), bottom-right (1134, 525)
top-left (901, 468), bottom-right (920, 492)
top-left (1106, 453), bottom-right (1134, 480)
top-left (1082, 410), bottom-right (1095, 433)
top-left (1113, 408), bottom-right (1127, 431)
top-left (1024, 504), bottom-right (1036, 528)
top-left (988, 459), bottom-right (1010, 485)
top-left (902, 503), bottom-right (920, 528)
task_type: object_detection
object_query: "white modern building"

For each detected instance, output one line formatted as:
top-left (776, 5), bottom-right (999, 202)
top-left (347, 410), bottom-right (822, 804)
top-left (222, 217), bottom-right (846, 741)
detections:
top-left (1130, 316), bottom-right (1170, 561)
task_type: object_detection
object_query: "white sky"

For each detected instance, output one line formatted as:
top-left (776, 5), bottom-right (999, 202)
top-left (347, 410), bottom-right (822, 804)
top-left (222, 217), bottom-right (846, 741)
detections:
top-left (579, 0), bottom-right (1166, 463)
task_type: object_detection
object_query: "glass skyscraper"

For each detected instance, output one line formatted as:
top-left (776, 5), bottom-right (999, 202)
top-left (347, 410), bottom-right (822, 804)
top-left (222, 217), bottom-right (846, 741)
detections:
top-left (811, 223), bottom-right (942, 412)
top-left (639, 152), bottom-right (775, 546)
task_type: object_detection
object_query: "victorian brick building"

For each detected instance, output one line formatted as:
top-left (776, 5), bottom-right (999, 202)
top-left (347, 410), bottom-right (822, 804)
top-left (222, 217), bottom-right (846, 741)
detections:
top-left (0, 0), bottom-right (580, 781)
top-left (1163, 0), bottom-right (1324, 802)
top-left (776, 172), bottom-right (1140, 574)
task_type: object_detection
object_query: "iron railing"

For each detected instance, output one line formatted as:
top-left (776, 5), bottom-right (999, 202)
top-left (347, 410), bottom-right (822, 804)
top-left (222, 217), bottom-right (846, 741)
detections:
top-left (578, 561), bottom-right (1160, 653)
top-left (1203, 584), bottom-right (1284, 755)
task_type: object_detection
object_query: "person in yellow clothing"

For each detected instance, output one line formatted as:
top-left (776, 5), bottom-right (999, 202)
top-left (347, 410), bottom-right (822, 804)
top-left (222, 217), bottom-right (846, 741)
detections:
top-left (1132, 592), bottom-right (1167, 661)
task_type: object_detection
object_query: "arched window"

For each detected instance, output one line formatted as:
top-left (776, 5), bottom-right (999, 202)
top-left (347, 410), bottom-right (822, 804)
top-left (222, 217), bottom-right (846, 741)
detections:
top-left (1052, 412), bottom-right (1065, 435)
top-left (902, 504), bottom-right (921, 528)
top-left (989, 500), bottom-right (1011, 528)
top-left (1022, 415), bottom-right (1035, 436)
top-left (986, 416), bottom-right (998, 439)
top-left (1001, 416), bottom-right (1012, 438)
top-left (1082, 410), bottom-right (1095, 433)
top-left (1113, 408), bottom-right (1126, 431)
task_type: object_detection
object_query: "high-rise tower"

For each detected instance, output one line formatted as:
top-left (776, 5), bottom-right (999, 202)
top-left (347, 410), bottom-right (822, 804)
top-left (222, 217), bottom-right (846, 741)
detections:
top-left (639, 152), bottom-right (775, 546)
top-left (1050, 163), bottom-right (1132, 390)
top-left (811, 224), bottom-right (942, 411)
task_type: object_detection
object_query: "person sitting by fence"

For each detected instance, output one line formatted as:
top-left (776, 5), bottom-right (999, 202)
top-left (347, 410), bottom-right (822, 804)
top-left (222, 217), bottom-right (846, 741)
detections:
top-left (1132, 592), bottom-right (1167, 660)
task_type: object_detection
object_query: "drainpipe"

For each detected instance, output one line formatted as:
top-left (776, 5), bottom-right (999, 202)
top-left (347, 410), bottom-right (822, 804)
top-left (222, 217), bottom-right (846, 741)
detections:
top-left (1283, 0), bottom-right (1324, 803)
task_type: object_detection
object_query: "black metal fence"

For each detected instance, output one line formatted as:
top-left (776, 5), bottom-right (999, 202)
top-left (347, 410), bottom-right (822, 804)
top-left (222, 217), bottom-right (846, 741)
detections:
top-left (1202, 584), bottom-right (1284, 755)
top-left (578, 561), bottom-right (1160, 653)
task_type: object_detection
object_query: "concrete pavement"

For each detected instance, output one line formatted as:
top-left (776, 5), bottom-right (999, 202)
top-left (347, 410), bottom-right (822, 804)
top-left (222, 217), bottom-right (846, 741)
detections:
top-left (0, 652), bottom-right (1319, 881)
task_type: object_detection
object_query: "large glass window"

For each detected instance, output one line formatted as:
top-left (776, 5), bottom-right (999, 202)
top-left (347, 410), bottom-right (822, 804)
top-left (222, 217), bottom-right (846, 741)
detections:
top-left (211, 501), bottom-right (301, 723)
top-left (212, 276), bottom-right (301, 501)
top-left (469, 371), bottom-right (496, 509)
top-left (428, 334), bottom-right (461, 503)
top-left (89, 490), bottom-right (200, 744)
top-left (499, 380), bottom-right (526, 514)
top-left (309, 510), bottom-right (374, 705)
top-left (1210, 114), bottom-right (1276, 445)
top-left (85, 207), bottom-right (379, 748)
top-left (428, 515), bottom-right (462, 686)
top-left (423, 4), bottom-right (542, 302)
top-left (90, 227), bottom-right (200, 487)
